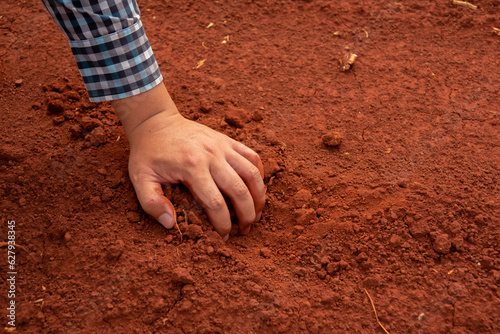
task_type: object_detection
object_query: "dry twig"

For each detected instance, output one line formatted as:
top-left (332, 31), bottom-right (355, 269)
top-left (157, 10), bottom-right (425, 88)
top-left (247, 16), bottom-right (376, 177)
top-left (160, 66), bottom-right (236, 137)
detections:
top-left (192, 59), bottom-right (206, 70)
top-left (175, 211), bottom-right (182, 243)
top-left (451, 0), bottom-right (477, 10)
top-left (364, 289), bottom-right (391, 334)
top-left (0, 242), bottom-right (28, 252)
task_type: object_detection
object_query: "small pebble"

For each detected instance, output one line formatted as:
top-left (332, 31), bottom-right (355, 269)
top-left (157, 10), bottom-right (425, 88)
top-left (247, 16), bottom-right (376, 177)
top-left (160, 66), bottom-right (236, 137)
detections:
top-left (219, 248), bottom-right (232, 258)
top-left (293, 189), bottom-right (312, 208)
top-left (187, 211), bottom-right (202, 225)
top-left (97, 168), bottom-right (107, 176)
top-left (322, 131), bottom-right (343, 147)
top-left (126, 211), bottom-right (141, 223)
top-left (252, 110), bottom-right (264, 121)
top-left (260, 247), bottom-right (272, 258)
top-left (356, 252), bottom-right (369, 263)
top-left (264, 158), bottom-right (281, 178)
top-left (293, 225), bottom-right (305, 235)
top-left (48, 100), bottom-right (64, 114)
top-left (326, 262), bottom-right (340, 274)
top-left (88, 127), bottom-right (106, 147)
top-left (101, 187), bottom-right (114, 203)
top-left (317, 269), bottom-right (327, 279)
top-left (293, 267), bottom-right (307, 277)
top-left (433, 234), bottom-right (452, 254)
top-left (171, 267), bottom-right (194, 284)
top-left (185, 224), bottom-right (203, 240)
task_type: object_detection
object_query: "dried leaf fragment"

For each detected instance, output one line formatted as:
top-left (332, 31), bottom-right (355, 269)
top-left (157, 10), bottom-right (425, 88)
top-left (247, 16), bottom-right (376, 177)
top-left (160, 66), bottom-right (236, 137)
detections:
top-left (451, 0), bottom-right (477, 10)
top-left (339, 53), bottom-right (358, 72)
top-left (193, 59), bottom-right (206, 70)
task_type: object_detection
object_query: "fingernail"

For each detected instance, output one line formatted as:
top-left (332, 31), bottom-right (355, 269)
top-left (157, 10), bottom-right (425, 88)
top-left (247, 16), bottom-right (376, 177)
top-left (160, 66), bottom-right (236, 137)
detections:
top-left (222, 234), bottom-right (230, 242)
top-left (158, 213), bottom-right (175, 229)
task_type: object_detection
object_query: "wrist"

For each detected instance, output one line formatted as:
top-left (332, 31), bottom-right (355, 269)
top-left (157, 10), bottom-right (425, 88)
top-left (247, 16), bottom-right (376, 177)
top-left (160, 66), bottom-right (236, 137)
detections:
top-left (112, 82), bottom-right (179, 136)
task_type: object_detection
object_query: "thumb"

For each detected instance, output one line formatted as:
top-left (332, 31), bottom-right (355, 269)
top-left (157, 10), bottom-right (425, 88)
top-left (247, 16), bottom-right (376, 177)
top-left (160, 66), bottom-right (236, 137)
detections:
top-left (132, 179), bottom-right (177, 229)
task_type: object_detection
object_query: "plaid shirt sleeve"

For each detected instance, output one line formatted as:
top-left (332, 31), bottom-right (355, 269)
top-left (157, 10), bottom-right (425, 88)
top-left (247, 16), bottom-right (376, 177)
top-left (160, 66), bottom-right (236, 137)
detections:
top-left (41, 0), bottom-right (163, 102)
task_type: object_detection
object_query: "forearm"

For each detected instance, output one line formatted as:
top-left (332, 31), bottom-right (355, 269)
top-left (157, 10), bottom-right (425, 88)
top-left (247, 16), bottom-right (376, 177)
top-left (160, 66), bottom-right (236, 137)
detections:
top-left (112, 82), bottom-right (180, 136)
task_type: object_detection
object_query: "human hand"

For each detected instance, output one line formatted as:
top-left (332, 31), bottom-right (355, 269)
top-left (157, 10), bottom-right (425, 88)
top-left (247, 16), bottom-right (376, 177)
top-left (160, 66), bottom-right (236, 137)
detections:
top-left (112, 83), bottom-right (265, 240)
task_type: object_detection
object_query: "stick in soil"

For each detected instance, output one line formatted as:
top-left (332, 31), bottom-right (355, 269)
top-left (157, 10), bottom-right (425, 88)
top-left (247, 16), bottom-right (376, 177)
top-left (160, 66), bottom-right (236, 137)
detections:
top-left (364, 289), bottom-right (391, 334)
top-left (175, 211), bottom-right (183, 243)
top-left (451, 0), bottom-right (477, 10)
top-left (0, 241), bottom-right (28, 252)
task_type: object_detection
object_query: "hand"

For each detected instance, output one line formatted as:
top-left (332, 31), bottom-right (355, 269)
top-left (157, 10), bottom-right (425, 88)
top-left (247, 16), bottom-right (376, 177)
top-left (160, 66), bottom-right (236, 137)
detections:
top-left (112, 83), bottom-right (266, 240)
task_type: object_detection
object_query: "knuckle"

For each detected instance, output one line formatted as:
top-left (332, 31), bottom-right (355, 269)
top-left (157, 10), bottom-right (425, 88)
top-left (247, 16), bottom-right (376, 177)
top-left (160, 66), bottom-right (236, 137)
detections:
top-left (202, 143), bottom-right (217, 156)
top-left (233, 181), bottom-right (250, 199)
top-left (184, 153), bottom-right (202, 169)
top-left (247, 151), bottom-right (259, 163)
top-left (246, 212), bottom-right (256, 224)
top-left (205, 196), bottom-right (226, 212)
top-left (249, 165), bottom-right (263, 181)
top-left (250, 151), bottom-right (262, 164)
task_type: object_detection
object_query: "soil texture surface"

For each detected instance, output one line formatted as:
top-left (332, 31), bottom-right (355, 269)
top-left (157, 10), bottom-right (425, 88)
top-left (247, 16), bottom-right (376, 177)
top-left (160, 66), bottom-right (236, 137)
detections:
top-left (1, 0), bottom-right (499, 333)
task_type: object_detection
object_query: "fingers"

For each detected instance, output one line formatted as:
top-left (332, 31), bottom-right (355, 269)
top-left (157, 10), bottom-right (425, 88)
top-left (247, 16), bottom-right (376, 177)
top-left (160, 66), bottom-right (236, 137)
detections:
top-left (131, 176), bottom-right (177, 229)
top-left (183, 174), bottom-right (232, 239)
top-left (129, 127), bottom-right (266, 242)
top-left (187, 140), bottom-right (265, 236)
top-left (226, 153), bottom-right (266, 216)
top-left (230, 140), bottom-right (265, 178)
top-left (210, 162), bottom-right (258, 234)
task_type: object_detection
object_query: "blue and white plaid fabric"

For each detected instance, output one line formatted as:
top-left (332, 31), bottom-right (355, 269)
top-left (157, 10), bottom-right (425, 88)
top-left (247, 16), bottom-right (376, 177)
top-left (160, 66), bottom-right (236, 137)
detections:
top-left (41, 0), bottom-right (163, 102)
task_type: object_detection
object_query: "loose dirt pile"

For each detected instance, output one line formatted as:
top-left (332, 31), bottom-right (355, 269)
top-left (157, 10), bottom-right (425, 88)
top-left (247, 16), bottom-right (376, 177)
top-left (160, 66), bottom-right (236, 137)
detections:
top-left (1, 0), bottom-right (499, 333)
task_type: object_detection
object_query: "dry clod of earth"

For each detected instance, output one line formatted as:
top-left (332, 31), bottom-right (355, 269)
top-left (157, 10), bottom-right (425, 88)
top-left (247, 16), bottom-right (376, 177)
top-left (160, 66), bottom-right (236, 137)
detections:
top-left (322, 131), bottom-right (343, 147)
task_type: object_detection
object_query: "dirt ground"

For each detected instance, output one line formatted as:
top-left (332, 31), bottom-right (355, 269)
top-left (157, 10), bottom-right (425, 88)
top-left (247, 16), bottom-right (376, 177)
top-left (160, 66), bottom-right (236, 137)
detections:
top-left (1, 0), bottom-right (499, 333)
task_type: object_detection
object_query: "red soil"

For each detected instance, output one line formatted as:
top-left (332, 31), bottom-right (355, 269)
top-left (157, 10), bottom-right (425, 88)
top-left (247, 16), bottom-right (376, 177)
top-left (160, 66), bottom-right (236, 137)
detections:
top-left (1, 0), bottom-right (499, 333)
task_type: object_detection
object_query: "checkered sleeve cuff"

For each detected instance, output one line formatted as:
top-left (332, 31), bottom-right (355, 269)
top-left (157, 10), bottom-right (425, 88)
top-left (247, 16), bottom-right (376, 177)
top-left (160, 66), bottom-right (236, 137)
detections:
top-left (69, 20), bottom-right (163, 102)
